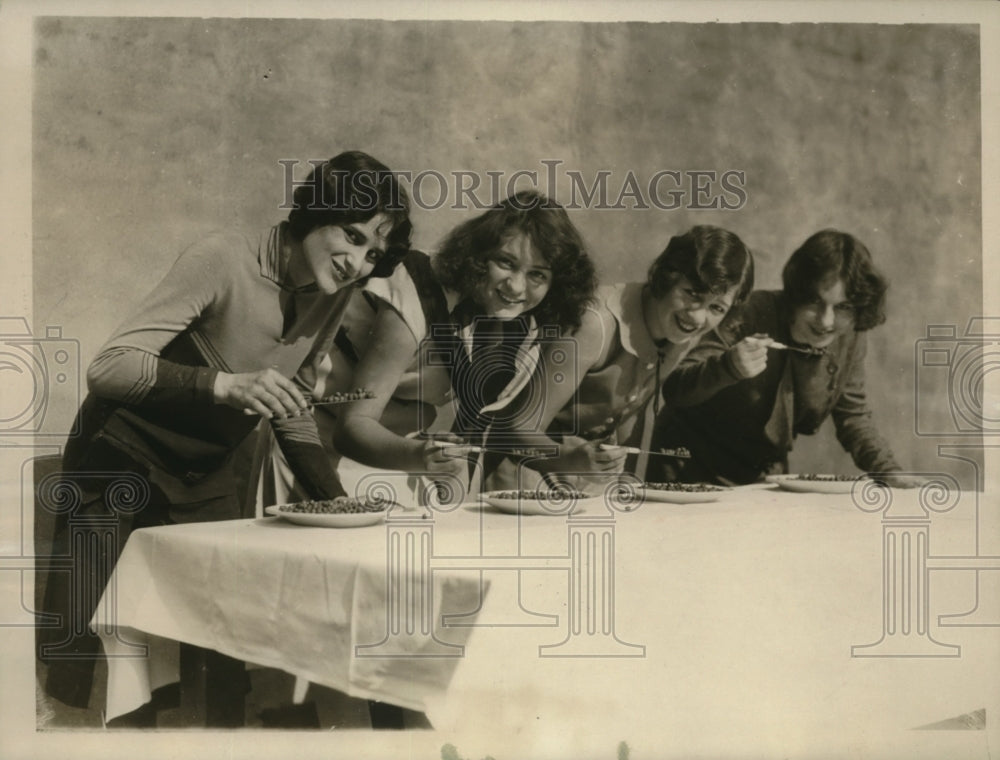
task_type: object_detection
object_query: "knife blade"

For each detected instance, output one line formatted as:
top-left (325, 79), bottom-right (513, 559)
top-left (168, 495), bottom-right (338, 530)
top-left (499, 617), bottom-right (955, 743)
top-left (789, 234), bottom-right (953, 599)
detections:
top-left (765, 341), bottom-right (825, 356)
top-left (242, 394), bottom-right (378, 416)
top-left (600, 444), bottom-right (691, 459)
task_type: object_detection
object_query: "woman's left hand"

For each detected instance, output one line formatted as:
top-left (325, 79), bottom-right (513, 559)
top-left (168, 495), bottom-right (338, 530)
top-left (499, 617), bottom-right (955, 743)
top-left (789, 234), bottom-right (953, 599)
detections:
top-left (870, 472), bottom-right (929, 489)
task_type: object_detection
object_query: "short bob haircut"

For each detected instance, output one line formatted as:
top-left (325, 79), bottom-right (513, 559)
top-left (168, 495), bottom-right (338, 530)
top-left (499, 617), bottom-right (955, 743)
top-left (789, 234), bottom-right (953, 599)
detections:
top-left (782, 229), bottom-right (888, 332)
top-left (647, 225), bottom-right (755, 327)
top-left (433, 191), bottom-right (596, 332)
top-left (286, 150), bottom-right (412, 278)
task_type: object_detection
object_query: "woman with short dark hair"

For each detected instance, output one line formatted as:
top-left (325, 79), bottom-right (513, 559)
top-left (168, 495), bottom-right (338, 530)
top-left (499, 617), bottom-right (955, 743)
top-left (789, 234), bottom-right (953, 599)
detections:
top-left (40, 150), bottom-right (411, 724)
top-left (490, 224), bottom-right (755, 489)
top-left (781, 229), bottom-right (888, 332)
top-left (651, 229), bottom-right (912, 487)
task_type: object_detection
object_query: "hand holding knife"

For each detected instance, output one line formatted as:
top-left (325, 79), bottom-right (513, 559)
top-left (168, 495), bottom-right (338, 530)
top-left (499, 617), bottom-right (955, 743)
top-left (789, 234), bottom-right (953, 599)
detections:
top-left (243, 391), bottom-right (378, 416)
top-left (746, 334), bottom-right (825, 356)
top-left (763, 340), bottom-right (825, 356)
top-left (599, 443), bottom-right (691, 459)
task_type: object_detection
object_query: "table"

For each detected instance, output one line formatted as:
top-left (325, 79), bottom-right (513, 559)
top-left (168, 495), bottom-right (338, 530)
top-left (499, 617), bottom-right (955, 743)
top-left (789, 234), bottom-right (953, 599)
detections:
top-left (91, 504), bottom-right (488, 721)
top-left (92, 482), bottom-right (999, 755)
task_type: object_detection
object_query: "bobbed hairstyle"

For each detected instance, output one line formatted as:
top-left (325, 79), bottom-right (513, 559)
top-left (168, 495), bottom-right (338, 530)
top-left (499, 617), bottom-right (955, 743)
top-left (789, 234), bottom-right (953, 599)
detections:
top-left (647, 225), bottom-right (755, 320)
top-left (286, 150), bottom-right (412, 278)
top-left (781, 229), bottom-right (888, 331)
top-left (433, 190), bottom-right (597, 332)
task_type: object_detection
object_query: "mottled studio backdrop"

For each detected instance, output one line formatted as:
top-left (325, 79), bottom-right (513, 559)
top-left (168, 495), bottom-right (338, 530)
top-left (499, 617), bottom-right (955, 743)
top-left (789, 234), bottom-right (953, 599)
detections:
top-left (32, 18), bottom-right (983, 481)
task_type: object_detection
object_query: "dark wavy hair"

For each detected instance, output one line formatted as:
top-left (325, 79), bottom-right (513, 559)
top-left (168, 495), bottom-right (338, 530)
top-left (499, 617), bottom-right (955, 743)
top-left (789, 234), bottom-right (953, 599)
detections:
top-left (782, 229), bottom-right (888, 331)
top-left (286, 150), bottom-right (412, 278)
top-left (647, 225), bottom-right (755, 328)
top-left (433, 191), bottom-right (596, 332)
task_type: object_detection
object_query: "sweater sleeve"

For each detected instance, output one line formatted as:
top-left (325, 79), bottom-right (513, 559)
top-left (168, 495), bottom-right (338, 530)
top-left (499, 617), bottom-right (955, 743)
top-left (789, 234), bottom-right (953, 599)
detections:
top-left (269, 413), bottom-right (347, 499)
top-left (831, 333), bottom-right (901, 474)
top-left (85, 236), bottom-right (232, 406)
top-left (661, 327), bottom-right (744, 407)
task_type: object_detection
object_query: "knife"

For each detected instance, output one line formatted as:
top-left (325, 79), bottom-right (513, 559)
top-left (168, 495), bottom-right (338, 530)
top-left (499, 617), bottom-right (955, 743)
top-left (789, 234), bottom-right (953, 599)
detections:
top-left (243, 393), bottom-right (378, 416)
top-left (764, 341), bottom-right (825, 356)
top-left (599, 444), bottom-right (692, 459)
top-left (426, 440), bottom-right (484, 455)
top-left (308, 393), bottom-right (377, 406)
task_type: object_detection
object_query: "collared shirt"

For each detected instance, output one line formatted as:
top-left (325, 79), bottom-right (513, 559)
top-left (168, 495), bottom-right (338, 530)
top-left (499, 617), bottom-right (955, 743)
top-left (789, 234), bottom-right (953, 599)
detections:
top-left (655, 289), bottom-right (900, 485)
top-left (72, 223), bottom-right (353, 505)
top-left (365, 251), bottom-right (542, 428)
top-left (550, 282), bottom-right (662, 444)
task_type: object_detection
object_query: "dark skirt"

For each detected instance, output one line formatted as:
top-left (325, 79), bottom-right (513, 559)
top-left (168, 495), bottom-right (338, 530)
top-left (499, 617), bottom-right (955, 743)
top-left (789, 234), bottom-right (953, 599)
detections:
top-left (37, 433), bottom-right (240, 709)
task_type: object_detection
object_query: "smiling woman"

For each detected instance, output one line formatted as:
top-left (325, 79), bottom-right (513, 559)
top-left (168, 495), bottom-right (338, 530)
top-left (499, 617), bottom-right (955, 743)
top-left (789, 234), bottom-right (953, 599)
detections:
top-left (651, 229), bottom-right (916, 488)
top-left (488, 225), bottom-right (755, 490)
top-left (472, 232), bottom-right (553, 319)
top-left (314, 191), bottom-right (597, 497)
top-left (38, 150), bottom-right (411, 726)
top-left (290, 214), bottom-right (392, 293)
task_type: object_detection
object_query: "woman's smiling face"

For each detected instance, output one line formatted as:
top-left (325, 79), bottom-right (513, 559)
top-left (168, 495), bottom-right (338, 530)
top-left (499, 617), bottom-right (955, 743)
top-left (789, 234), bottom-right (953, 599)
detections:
top-left (645, 275), bottom-right (737, 345)
top-left (296, 213), bottom-right (391, 294)
top-left (789, 278), bottom-right (855, 348)
top-left (474, 232), bottom-right (552, 319)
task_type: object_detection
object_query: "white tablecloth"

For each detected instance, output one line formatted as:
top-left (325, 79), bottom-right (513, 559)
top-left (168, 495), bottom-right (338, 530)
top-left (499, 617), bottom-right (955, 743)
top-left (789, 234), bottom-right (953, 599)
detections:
top-left (93, 483), bottom-right (999, 755)
top-left (92, 506), bottom-right (490, 720)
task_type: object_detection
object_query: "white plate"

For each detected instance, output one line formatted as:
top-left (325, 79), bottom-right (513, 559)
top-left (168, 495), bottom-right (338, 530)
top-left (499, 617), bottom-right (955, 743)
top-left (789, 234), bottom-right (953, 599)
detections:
top-left (765, 474), bottom-right (866, 494)
top-left (265, 504), bottom-right (387, 528)
top-left (481, 491), bottom-right (594, 516)
top-left (638, 485), bottom-right (725, 504)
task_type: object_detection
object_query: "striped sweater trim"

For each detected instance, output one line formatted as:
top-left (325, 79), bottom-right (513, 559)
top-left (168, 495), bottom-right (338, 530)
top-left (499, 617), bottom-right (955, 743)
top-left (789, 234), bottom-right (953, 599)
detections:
top-left (89, 348), bottom-right (156, 405)
top-left (188, 331), bottom-right (232, 373)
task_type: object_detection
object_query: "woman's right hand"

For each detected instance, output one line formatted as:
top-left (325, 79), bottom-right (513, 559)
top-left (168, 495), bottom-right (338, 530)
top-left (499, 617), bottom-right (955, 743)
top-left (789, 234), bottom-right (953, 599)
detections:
top-left (564, 440), bottom-right (628, 474)
top-left (728, 335), bottom-right (770, 379)
top-left (420, 436), bottom-right (479, 480)
top-left (213, 369), bottom-right (311, 419)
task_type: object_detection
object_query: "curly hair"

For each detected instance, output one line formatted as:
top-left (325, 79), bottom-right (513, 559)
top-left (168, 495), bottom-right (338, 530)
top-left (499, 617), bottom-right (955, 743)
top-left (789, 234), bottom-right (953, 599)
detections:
top-left (646, 225), bottom-right (755, 329)
top-left (433, 191), bottom-right (596, 332)
top-left (782, 229), bottom-right (888, 331)
top-left (286, 150), bottom-right (412, 278)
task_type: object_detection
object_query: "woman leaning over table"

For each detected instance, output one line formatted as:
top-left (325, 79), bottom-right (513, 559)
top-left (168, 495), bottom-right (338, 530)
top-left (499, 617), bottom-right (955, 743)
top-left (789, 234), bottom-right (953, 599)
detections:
top-left (490, 225), bottom-right (755, 490)
top-left (39, 151), bottom-right (411, 726)
top-left (331, 191), bottom-right (597, 498)
top-left (650, 228), bottom-right (919, 488)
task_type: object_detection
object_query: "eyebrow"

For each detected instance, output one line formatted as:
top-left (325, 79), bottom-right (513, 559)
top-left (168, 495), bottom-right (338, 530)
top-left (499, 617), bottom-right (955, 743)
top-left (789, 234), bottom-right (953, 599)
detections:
top-left (359, 222), bottom-right (391, 252)
top-left (493, 249), bottom-right (551, 269)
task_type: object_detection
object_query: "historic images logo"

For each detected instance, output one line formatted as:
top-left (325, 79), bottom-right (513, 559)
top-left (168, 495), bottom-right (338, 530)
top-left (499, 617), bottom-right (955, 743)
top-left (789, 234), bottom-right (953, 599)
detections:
top-left (352, 473), bottom-right (646, 660)
top-left (0, 316), bottom-right (79, 437)
top-left (279, 159), bottom-right (748, 212)
top-left (850, 317), bottom-right (1000, 659)
top-left (0, 317), bottom-right (79, 629)
top-left (0, 316), bottom-right (146, 664)
top-left (914, 318), bottom-right (1000, 437)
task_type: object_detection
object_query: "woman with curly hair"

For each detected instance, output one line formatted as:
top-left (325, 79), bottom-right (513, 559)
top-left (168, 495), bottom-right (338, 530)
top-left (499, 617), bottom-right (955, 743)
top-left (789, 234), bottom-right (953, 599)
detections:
top-left (650, 228), bottom-right (916, 487)
top-left (331, 190), bottom-right (596, 493)
top-left (491, 224), bottom-right (754, 489)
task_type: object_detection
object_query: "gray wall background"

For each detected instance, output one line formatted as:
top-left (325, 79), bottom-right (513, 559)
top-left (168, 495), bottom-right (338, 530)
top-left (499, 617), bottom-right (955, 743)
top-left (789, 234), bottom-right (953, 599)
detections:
top-left (32, 18), bottom-right (983, 480)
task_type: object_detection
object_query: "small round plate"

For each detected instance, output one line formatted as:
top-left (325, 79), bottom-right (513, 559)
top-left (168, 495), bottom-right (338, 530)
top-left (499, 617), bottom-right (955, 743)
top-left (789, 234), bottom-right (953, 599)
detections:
top-left (480, 491), bottom-right (595, 516)
top-left (765, 474), bottom-right (866, 494)
top-left (265, 504), bottom-right (387, 528)
top-left (638, 485), bottom-right (726, 504)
